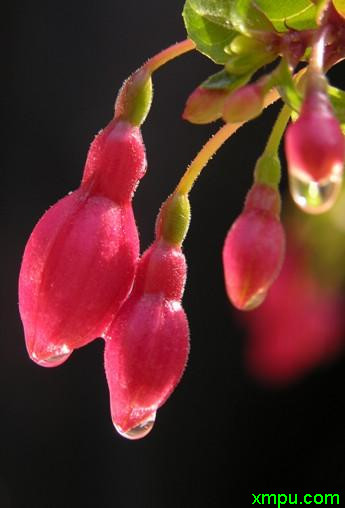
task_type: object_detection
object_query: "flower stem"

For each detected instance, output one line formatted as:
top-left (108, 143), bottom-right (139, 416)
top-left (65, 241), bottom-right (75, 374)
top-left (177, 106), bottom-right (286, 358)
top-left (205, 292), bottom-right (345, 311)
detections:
top-left (254, 104), bottom-right (291, 187)
top-left (145, 39), bottom-right (196, 73)
top-left (115, 39), bottom-right (196, 126)
top-left (264, 104), bottom-right (291, 156)
top-left (175, 87), bottom-right (281, 195)
top-left (309, 26), bottom-right (328, 74)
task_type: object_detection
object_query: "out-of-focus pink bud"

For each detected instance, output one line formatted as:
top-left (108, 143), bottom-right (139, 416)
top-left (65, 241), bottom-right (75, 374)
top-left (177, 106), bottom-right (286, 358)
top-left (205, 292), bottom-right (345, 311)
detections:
top-left (244, 246), bottom-right (344, 384)
top-left (183, 86), bottom-right (228, 124)
top-left (223, 83), bottom-right (264, 123)
top-left (285, 88), bottom-right (345, 183)
top-left (223, 183), bottom-right (285, 310)
top-left (104, 239), bottom-right (189, 439)
top-left (19, 118), bottom-right (146, 367)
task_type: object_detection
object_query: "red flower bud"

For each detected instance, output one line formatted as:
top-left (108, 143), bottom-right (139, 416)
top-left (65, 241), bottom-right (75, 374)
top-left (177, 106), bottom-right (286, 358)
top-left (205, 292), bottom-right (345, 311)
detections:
top-left (222, 183), bottom-right (285, 310)
top-left (19, 119), bottom-right (146, 367)
top-left (223, 83), bottom-right (263, 123)
top-left (182, 86), bottom-right (228, 124)
top-left (285, 88), bottom-right (345, 183)
top-left (104, 239), bottom-right (189, 439)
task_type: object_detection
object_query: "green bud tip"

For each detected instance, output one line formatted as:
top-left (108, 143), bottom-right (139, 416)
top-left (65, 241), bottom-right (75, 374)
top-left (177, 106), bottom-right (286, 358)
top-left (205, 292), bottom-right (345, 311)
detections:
top-left (155, 193), bottom-right (191, 246)
top-left (228, 35), bottom-right (266, 56)
top-left (114, 67), bottom-right (153, 127)
top-left (254, 153), bottom-right (281, 188)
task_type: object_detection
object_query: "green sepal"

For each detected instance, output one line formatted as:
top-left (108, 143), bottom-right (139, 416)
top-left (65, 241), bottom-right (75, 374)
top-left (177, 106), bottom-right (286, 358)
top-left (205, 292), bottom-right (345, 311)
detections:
top-left (114, 67), bottom-right (153, 127)
top-left (254, 153), bottom-right (282, 188)
top-left (156, 193), bottom-right (191, 246)
top-left (227, 34), bottom-right (267, 55)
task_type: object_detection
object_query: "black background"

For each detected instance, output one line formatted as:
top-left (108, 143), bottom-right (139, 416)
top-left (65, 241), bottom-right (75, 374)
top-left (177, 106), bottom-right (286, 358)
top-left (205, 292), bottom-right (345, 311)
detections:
top-left (3, 1), bottom-right (345, 507)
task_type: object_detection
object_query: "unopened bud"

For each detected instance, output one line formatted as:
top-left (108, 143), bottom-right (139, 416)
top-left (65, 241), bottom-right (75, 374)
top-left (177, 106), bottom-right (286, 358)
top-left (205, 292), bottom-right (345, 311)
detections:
top-left (223, 82), bottom-right (264, 123)
top-left (228, 35), bottom-right (267, 55)
top-left (19, 115), bottom-right (147, 367)
top-left (223, 183), bottom-right (285, 311)
top-left (104, 239), bottom-right (189, 439)
top-left (183, 86), bottom-right (228, 124)
top-left (285, 86), bottom-right (345, 183)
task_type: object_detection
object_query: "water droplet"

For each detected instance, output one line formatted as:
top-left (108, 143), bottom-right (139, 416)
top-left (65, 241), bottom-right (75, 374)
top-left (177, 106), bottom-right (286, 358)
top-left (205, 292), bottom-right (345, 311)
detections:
top-left (114, 412), bottom-right (156, 440)
top-left (242, 289), bottom-right (267, 311)
top-left (289, 170), bottom-right (342, 215)
top-left (31, 344), bottom-right (72, 368)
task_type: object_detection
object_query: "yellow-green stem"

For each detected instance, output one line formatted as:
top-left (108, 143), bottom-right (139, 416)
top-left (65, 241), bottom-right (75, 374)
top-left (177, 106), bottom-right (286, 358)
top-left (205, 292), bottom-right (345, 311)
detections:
top-left (264, 104), bottom-right (291, 156)
top-left (145, 39), bottom-right (196, 73)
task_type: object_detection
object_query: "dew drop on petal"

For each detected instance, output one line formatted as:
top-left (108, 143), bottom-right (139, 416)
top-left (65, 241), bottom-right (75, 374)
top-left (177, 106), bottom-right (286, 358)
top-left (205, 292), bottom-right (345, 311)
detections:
top-left (31, 344), bottom-right (72, 368)
top-left (289, 170), bottom-right (342, 215)
top-left (242, 288), bottom-right (267, 311)
top-left (114, 412), bottom-right (156, 440)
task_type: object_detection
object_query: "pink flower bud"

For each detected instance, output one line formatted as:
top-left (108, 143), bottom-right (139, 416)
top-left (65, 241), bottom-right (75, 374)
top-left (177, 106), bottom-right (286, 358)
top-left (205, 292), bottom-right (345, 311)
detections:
top-left (19, 119), bottom-right (146, 367)
top-left (222, 184), bottom-right (285, 310)
top-left (223, 83), bottom-right (263, 123)
top-left (81, 119), bottom-right (147, 203)
top-left (182, 86), bottom-right (228, 124)
top-left (244, 246), bottom-right (344, 384)
top-left (104, 239), bottom-right (189, 439)
top-left (285, 88), bottom-right (345, 182)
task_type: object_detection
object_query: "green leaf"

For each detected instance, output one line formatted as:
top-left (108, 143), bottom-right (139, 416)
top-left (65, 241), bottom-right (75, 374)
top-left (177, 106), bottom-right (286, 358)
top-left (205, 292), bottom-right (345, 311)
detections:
top-left (202, 68), bottom-right (251, 90)
top-left (328, 86), bottom-right (345, 124)
top-left (255, 0), bottom-right (318, 31)
top-left (201, 69), bottom-right (252, 92)
top-left (225, 50), bottom-right (276, 74)
top-left (183, 0), bottom-right (237, 63)
top-left (229, 0), bottom-right (275, 35)
top-left (276, 62), bottom-right (302, 112)
top-left (188, 0), bottom-right (234, 27)
top-left (332, 0), bottom-right (345, 18)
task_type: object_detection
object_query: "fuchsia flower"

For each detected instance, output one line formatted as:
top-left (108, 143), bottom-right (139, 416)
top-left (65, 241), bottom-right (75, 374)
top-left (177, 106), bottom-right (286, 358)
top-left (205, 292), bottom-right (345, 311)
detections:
top-left (223, 183), bottom-right (285, 310)
top-left (285, 85), bottom-right (345, 183)
top-left (244, 245), bottom-right (344, 384)
top-left (19, 119), bottom-right (146, 367)
top-left (104, 236), bottom-right (189, 439)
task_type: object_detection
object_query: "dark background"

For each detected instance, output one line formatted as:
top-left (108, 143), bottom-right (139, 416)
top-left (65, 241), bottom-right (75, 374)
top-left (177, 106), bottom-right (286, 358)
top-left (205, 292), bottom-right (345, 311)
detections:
top-left (3, 1), bottom-right (345, 507)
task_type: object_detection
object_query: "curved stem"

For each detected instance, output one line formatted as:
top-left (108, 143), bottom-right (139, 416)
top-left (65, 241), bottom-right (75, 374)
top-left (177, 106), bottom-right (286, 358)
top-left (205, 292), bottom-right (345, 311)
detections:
top-left (145, 39), bottom-right (196, 73)
top-left (176, 87), bottom-right (281, 195)
top-left (264, 104), bottom-right (291, 156)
